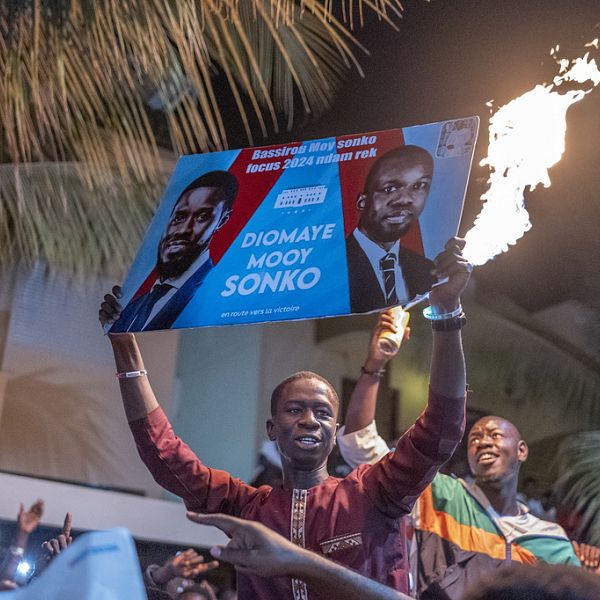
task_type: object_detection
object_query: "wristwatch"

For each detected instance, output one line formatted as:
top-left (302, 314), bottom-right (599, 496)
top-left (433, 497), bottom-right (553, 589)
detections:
top-left (431, 312), bottom-right (467, 331)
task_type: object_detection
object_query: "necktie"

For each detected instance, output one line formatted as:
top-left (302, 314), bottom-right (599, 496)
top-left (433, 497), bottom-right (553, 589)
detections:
top-left (380, 253), bottom-right (399, 305)
top-left (129, 283), bottom-right (173, 330)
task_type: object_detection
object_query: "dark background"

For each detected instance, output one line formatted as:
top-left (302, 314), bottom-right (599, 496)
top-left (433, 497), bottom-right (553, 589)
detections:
top-left (229, 0), bottom-right (600, 315)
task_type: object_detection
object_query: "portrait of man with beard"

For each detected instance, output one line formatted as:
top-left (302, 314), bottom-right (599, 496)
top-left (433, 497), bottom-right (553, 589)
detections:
top-left (346, 145), bottom-right (437, 313)
top-left (111, 170), bottom-right (238, 332)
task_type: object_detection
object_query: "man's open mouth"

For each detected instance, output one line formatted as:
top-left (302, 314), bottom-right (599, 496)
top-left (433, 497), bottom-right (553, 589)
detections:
top-left (295, 436), bottom-right (321, 448)
top-left (477, 452), bottom-right (499, 464)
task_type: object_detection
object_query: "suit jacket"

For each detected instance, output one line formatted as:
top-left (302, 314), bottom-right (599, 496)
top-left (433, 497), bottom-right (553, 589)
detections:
top-left (111, 260), bottom-right (214, 333)
top-left (346, 233), bottom-right (435, 313)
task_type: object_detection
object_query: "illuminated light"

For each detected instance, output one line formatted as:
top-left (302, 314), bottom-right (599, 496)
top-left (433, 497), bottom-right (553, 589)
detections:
top-left (463, 41), bottom-right (600, 266)
top-left (17, 561), bottom-right (31, 576)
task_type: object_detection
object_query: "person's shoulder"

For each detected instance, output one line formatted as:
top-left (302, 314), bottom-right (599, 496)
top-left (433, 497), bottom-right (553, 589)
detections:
top-left (330, 466), bottom-right (372, 491)
top-left (430, 472), bottom-right (466, 499)
top-left (522, 512), bottom-right (571, 540)
top-left (515, 515), bottom-right (580, 565)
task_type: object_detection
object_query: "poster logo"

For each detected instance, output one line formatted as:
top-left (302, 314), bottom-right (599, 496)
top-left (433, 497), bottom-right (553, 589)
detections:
top-left (274, 185), bottom-right (328, 209)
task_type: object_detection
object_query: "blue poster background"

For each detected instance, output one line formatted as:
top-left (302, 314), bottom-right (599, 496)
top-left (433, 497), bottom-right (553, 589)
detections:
top-left (113, 117), bottom-right (479, 332)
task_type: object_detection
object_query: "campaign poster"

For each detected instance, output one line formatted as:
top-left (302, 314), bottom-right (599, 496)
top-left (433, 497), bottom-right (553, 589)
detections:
top-left (110, 116), bottom-right (478, 333)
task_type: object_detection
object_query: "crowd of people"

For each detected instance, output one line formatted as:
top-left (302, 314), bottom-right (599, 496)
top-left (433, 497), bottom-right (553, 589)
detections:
top-left (1, 238), bottom-right (599, 598)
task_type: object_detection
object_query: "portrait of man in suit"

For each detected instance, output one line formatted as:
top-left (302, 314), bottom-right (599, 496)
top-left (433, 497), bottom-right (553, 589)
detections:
top-left (112, 170), bottom-right (238, 332)
top-left (346, 145), bottom-right (436, 313)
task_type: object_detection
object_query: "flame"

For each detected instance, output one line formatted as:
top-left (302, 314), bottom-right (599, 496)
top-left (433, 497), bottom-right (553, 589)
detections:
top-left (463, 42), bottom-right (600, 266)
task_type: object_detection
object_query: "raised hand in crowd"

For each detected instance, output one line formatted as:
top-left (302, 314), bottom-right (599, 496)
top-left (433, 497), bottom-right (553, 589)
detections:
top-left (99, 285), bottom-right (123, 328)
top-left (41, 512), bottom-right (73, 563)
top-left (187, 512), bottom-right (408, 600)
top-left (428, 236), bottom-right (472, 312)
top-left (17, 499), bottom-right (44, 536)
top-left (365, 308), bottom-right (409, 369)
top-left (150, 548), bottom-right (219, 588)
top-left (0, 499), bottom-right (44, 585)
top-left (342, 308), bottom-right (409, 443)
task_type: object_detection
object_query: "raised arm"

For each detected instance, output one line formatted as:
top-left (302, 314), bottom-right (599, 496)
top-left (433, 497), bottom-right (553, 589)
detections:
top-left (99, 286), bottom-right (158, 422)
top-left (427, 237), bottom-right (470, 400)
top-left (360, 238), bottom-right (471, 516)
top-left (188, 513), bottom-right (409, 600)
top-left (99, 286), bottom-right (256, 514)
top-left (337, 311), bottom-right (403, 468)
top-left (349, 237), bottom-right (470, 425)
top-left (339, 238), bottom-right (471, 472)
top-left (344, 310), bottom-right (405, 435)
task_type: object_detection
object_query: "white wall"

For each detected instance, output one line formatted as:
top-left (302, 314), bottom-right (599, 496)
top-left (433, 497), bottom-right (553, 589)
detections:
top-left (0, 472), bottom-right (227, 547)
top-left (0, 266), bottom-right (179, 499)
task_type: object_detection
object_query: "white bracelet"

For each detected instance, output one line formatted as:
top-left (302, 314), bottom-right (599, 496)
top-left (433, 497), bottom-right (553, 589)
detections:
top-left (116, 370), bottom-right (147, 379)
top-left (422, 304), bottom-right (463, 321)
top-left (9, 545), bottom-right (24, 557)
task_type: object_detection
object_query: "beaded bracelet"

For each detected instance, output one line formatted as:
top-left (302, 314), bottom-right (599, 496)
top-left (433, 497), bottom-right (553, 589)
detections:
top-left (361, 366), bottom-right (386, 379)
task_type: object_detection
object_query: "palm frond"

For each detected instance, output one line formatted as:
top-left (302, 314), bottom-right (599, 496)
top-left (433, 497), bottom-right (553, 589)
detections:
top-left (0, 0), bottom-right (403, 274)
top-left (0, 160), bottom-right (171, 276)
top-left (555, 432), bottom-right (600, 545)
top-left (1, 0), bottom-right (404, 172)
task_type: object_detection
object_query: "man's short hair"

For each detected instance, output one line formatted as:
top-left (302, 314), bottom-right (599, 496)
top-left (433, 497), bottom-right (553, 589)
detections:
top-left (363, 145), bottom-right (433, 196)
top-left (270, 371), bottom-right (339, 416)
top-left (463, 564), bottom-right (600, 600)
top-left (178, 170), bottom-right (238, 211)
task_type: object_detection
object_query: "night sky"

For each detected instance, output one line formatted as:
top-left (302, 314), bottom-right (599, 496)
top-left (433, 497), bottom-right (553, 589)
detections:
top-left (276, 0), bottom-right (600, 314)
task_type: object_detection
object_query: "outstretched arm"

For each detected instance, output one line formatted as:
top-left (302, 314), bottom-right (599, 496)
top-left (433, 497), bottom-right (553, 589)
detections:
top-left (339, 238), bottom-right (471, 471)
top-left (187, 513), bottom-right (409, 600)
top-left (359, 239), bottom-right (471, 515)
top-left (427, 237), bottom-right (470, 400)
top-left (344, 310), bottom-right (406, 435)
top-left (99, 286), bottom-right (158, 422)
top-left (100, 286), bottom-right (255, 514)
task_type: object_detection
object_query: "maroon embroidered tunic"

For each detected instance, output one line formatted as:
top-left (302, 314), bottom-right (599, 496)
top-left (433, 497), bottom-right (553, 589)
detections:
top-left (129, 389), bottom-right (465, 599)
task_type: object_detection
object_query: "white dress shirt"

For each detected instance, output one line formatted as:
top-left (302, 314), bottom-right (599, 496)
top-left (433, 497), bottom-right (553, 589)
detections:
top-left (352, 228), bottom-right (409, 304)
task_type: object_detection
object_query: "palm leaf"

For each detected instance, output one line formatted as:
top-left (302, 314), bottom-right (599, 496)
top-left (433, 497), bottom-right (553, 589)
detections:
top-left (0, 160), bottom-right (171, 276)
top-left (555, 432), bottom-right (600, 545)
top-left (0, 0), bottom-right (403, 273)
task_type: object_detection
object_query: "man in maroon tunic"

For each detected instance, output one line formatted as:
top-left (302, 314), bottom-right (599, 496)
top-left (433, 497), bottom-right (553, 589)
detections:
top-left (99, 238), bottom-right (471, 600)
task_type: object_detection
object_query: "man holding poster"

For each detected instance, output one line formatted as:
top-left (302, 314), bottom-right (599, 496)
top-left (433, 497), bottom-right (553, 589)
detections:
top-left (99, 237), bottom-right (471, 600)
top-left (346, 145), bottom-right (437, 313)
top-left (111, 170), bottom-right (238, 332)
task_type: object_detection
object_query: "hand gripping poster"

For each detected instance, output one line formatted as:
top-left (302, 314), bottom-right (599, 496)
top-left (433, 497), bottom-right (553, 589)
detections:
top-left (110, 116), bottom-right (478, 333)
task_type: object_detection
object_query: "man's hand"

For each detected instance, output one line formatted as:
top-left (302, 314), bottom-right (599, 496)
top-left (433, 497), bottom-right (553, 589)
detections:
top-left (153, 548), bottom-right (219, 586)
top-left (99, 285), bottom-right (123, 329)
top-left (573, 541), bottom-right (600, 573)
top-left (17, 499), bottom-right (44, 535)
top-left (188, 513), bottom-right (409, 600)
top-left (41, 512), bottom-right (73, 562)
top-left (429, 237), bottom-right (472, 312)
top-left (364, 310), bottom-right (410, 372)
top-left (187, 512), bottom-right (302, 578)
